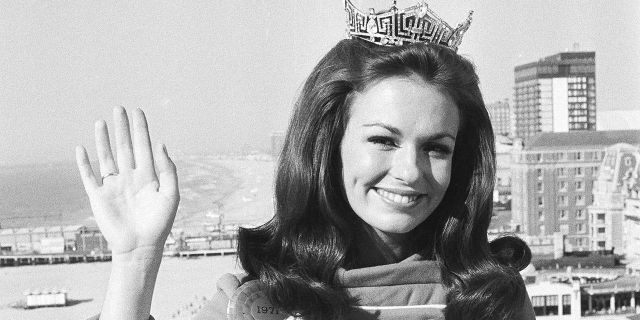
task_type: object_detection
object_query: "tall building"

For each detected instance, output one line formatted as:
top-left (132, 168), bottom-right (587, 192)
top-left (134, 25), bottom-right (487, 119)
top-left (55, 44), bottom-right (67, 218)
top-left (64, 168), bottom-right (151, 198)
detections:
top-left (588, 143), bottom-right (640, 252)
top-left (624, 196), bottom-right (640, 265)
top-left (270, 131), bottom-right (285, 158)
top-left (511, 130), bottom-right (640, 252)
top-left (486, 99), bottom-right (511, 137)
top-left (513, 52), bottom-right (596, 140)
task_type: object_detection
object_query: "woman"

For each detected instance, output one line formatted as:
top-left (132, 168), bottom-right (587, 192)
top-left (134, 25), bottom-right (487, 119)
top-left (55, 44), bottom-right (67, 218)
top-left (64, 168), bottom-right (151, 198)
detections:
top-left (78, 40), bottom-right (533, 320)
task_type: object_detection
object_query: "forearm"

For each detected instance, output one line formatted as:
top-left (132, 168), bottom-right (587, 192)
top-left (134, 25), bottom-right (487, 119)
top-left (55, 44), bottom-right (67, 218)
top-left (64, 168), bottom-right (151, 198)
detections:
top-left (100, 247), bottom-right (164, 320)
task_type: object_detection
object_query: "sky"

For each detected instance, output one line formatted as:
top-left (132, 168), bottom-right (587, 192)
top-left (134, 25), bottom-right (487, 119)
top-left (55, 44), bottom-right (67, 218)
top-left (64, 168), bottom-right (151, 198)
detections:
top-left (1, 0), bottom-right (639, 166)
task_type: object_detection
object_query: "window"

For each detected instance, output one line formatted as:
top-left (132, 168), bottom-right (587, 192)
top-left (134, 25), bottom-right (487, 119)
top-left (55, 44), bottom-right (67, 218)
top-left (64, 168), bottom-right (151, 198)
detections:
top-left (597, 241), bottom-right (606, 248)
top-left (559, 181), bottom-right (567, 191)
top-left (597, 227), bottom-right (606, 234)
top-left (537, 182), bottom-right (543, 192)
top-left (559, 210), bottom-right (568, 220)
top-left (536, 168), bottom-right (543, 178)
top-left (575, 152), bottom-right (583, 160)
top-left (532, 295), bottom-right (559, 316)
top-left (575, 167), bottom-right (584, 176)
top-left (577, 238), bottom-right (584, 246)
top-left (577, 223), bottom-right (585, 233)
top-left (538, 197), bottom-right (544, 207)
top-left (557, 167), bottom-right (565, 176)
top-left (593, 166), bottom-right (599, 176)
top-left (562, 295), bottom-right (571, 315)
top-left (576, 209), bottom-right (585, 219)
top-left (576, 195), bottom-right (585, 206)
top-left (558, 196), bottom-right (568, 206)
top-left (575, 181), bottom-right (583, 191)
top-left (538, 211), bottom-right (544, 221)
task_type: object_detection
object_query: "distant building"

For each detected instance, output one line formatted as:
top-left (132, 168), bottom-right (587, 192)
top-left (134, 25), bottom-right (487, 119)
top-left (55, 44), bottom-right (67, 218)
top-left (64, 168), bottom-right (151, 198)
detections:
top-left (511, 130), bottom-right (640, 252)
top-left (513, 52), bottom-right (596, 140)
top-left (270, 131), bottom-right (285, 158)
top-left (486, 99), bottom-right (511, 137)
top-left (0, 225), bottom-right (107, 254)
top-left (524, 266), bottom-right (640, 317)
top-left (495, 135), bottom-right (514, 201)
top-left (588, 143), bottom-right (640, 253)
top-left (624, 197), bottom-right (640, 265)
top-left (527, 281), bottom-right (580, 319)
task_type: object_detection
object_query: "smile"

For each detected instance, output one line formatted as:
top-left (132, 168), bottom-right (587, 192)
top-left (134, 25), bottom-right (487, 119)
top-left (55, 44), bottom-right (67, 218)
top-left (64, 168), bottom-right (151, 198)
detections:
top-left (374, 188), bottom-right (424, 205)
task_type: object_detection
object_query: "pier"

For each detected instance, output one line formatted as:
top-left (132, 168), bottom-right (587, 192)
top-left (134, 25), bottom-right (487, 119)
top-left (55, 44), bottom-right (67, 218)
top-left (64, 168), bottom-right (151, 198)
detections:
top-left (0, 253), bottom-right (111, 267)
top-left (176, 248), bottom-right (237, 258)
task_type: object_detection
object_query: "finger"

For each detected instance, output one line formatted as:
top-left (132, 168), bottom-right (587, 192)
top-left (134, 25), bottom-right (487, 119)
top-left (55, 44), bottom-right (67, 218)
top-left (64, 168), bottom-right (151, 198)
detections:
top-left (94, 120), bottom-right (118, 179)
top-left (155, 143), bottom-right (179, 198)
top-left (132, 108), bottom-right (157, 180)
top-left (113, 106), bottom-right (135, 171)
top-left (75, 146), bottom-right (98, 193)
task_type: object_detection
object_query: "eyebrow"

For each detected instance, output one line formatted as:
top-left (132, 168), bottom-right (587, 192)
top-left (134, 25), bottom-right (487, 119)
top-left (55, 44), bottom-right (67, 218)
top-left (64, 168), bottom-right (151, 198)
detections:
top-left (362, 122), bottom-right (457, 141)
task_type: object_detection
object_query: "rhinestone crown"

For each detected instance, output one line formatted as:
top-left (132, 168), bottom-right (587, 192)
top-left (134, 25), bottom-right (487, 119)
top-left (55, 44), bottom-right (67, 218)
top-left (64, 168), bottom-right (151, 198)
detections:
top-left (345, 0), bottom-right (473, 51)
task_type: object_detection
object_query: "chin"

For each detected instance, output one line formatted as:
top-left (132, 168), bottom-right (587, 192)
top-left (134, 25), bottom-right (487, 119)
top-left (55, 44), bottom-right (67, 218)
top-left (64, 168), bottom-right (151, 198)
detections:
top-left (372, 219), bottom-right (422, 234)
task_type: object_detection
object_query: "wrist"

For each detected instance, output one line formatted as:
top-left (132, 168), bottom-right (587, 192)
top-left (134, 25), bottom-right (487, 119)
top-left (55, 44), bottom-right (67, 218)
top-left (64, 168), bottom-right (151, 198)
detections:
top-left (112, 245), bottom-right (164, 264)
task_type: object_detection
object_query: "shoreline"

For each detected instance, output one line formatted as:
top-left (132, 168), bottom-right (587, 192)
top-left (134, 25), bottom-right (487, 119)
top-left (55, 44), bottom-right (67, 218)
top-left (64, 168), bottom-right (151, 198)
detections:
top-left (0, 156), bottom-right (274, 319)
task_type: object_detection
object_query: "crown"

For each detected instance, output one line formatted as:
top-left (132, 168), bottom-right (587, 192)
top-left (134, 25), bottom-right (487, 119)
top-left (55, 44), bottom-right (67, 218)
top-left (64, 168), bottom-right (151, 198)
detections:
top-left (345, 0), bottom-right (473, 51)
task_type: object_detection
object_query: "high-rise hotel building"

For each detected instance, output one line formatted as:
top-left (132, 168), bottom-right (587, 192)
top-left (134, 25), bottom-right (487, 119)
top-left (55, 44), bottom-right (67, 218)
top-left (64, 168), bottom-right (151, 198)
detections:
top-left (511, 130), bottom-right (640, 252)
top-left (486, 100), bottom-right (511, 137)
top-left (513, 52), bottom-right (596, 140)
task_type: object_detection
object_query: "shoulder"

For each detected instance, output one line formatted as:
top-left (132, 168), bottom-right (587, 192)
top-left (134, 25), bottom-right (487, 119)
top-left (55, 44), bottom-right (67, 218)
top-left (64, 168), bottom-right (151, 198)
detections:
top-left (516, 283), bottom-right (536, 320)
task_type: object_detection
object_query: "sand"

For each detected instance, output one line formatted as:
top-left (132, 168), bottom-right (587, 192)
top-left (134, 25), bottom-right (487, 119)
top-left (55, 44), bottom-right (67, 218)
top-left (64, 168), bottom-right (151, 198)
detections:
top-left (0, 255), bottom-right (241, 320)
top-left (0, 158), bottom-right (274, 320)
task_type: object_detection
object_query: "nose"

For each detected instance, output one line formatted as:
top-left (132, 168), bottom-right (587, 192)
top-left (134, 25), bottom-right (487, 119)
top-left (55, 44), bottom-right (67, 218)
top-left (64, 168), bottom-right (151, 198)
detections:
top-left (389, 145), bottom-right (425, 184)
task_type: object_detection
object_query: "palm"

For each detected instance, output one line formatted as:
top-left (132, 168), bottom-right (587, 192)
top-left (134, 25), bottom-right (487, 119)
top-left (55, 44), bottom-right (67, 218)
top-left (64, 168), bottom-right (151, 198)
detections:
top-left (76, 107), bottom-right (179, 255)
top-left (93, 177), bottom-right (177, 254)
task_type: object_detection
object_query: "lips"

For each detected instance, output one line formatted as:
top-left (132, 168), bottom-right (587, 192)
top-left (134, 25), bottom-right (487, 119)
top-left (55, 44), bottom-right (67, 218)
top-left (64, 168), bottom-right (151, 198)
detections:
top-left (374, 188), bottom-right (424, 206)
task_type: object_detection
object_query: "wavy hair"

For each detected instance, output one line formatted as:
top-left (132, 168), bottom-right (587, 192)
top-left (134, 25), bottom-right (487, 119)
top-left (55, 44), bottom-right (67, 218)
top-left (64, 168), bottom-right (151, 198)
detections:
top-left (238, 39), bottom-right (531, 320)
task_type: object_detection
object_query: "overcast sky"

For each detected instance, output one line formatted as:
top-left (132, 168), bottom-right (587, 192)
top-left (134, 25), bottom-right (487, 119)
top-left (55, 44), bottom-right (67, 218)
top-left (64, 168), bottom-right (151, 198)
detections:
top-left (1, 0), bottom-right (639, 166)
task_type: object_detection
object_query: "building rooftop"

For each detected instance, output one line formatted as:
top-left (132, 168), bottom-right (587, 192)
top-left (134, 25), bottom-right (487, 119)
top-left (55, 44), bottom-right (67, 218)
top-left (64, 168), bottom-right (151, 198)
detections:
top-left (582, 275), bottom-right (640, 295)
top-left (515, 51), bottom-right (595, 71)
top-left (524, 130), bottom-right (640, 151)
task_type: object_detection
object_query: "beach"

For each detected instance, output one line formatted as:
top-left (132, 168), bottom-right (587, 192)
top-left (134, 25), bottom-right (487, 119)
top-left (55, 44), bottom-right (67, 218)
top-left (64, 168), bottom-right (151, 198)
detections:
top-left (0, 255), bottom-right (241, 320)
top-left (0, 156), bottom-right (275, 319)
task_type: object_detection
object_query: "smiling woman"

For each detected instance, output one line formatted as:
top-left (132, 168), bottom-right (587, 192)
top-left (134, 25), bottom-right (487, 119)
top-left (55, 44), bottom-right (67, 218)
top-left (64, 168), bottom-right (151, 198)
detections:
top-left (78, 11), bottom-right (534, 320)
top-left (79, 38), bottom-right (535, 320)
top-left (228, 39), bottom-right (534, 320)
top-left (341, 75), bottom-right (459, 238)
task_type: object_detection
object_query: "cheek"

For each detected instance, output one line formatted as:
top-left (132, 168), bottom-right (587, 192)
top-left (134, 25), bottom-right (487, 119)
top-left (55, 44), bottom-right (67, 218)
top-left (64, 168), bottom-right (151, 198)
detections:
top-left (341, 144), bottom-right (387, 189)
top-left (430, 159), bottom-right (453, 191)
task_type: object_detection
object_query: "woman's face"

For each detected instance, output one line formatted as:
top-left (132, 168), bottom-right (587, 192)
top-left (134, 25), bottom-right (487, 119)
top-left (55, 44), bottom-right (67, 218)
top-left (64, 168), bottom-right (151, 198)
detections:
top-left (340, 74), bottom-right (459, 235)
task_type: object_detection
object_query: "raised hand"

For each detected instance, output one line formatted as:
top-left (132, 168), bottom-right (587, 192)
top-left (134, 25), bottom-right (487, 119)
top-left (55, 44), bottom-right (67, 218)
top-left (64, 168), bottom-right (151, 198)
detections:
top-left (76, 107), bottom-right (179, 256)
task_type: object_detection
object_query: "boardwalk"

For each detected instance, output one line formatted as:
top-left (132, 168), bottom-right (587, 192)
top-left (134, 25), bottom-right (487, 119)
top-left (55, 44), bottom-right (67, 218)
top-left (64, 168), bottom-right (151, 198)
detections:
top-left (0, 253), bottom-right (111, 266)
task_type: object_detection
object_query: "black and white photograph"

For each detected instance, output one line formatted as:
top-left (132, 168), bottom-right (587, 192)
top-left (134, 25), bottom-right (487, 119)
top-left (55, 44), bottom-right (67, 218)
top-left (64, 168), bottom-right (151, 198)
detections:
top-left (1, 1), bottom-right (639, 319)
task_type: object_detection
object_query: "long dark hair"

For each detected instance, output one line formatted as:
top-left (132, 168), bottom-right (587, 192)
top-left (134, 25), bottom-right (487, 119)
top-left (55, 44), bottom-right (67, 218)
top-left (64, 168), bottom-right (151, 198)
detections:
top-left (238, 39), bottom-right (531, 320)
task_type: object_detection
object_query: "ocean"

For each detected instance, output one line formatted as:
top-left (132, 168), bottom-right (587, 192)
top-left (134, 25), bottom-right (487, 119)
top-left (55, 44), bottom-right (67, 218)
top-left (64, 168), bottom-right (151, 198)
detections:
top-left (0, 156), bottom-right (276, 319)
top-left (0, 156), bottom-right (244, 230)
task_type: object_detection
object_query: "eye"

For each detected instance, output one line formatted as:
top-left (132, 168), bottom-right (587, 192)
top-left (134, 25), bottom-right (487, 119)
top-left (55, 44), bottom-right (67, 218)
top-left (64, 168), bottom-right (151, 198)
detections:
top-left (368, 136), bottom-right (396, 149)
top-left (423, 143), bottom-right (453, 158)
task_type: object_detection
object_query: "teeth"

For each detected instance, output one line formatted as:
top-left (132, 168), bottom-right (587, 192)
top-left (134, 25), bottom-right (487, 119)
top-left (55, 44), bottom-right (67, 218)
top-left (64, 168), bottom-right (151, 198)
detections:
top-left (376, 189), bottom-right (419, 204)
